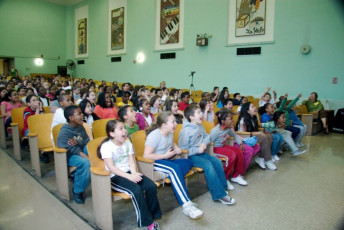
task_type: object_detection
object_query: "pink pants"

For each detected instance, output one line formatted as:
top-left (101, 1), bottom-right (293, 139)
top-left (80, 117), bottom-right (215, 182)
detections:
top-left (233, 143), bottom-right (260, 173)
top-left (213, 145), bottom-right (244, 179)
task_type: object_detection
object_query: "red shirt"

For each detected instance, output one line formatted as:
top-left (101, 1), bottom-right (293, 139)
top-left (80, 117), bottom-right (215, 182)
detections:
top-left (94, 105), bottom-right (119, 119)
top-left (178, 102), bottom-right (190, 111)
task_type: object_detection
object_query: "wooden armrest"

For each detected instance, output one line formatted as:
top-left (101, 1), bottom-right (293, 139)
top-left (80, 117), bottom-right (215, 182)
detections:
top-left (28, 132), bottom-right (38, 137)
top-left (111, 191), bottom-right (131, 199)
top-left (90, 166), bottom-right (111, 176)
top-left (54, 147), bottom-right (67, 153)
top-left (236, 131), bottom-right (251, 136)
top-left (258, 127), bottom-right (264, 132)
top-left (136, 156), bottom-right (155, 163)
top-left (10, 123), bottom-right (18, 126)
top-left (209, 142), bottom-right (214, 146)
top-left (181, 149), bottom-right (189, 154)
top-left (227, 136), bottom-right (235, 140)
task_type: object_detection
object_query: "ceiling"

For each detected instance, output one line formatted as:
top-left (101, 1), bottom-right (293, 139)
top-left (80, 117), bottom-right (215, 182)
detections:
top-left (39, 0), bottom-right (85, 6)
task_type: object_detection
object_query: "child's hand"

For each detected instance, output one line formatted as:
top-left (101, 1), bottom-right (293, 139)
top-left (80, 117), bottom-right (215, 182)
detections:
top-left (205, 103), bottom-right (210, 112)
top-left (165, 149), bottom-right (176, 158)
top-left (68, 138), bottom-right (78, 146)
top-left (240, 143), bottom-right (245, 151)
top-left (273, 89), bottom-right (277, 95)
top-left (173, 146), bottom-right (182, 155)
top-left (297, 93), bottom-right (302, 98)
top-left (128, 173), bottom-right (142, 183)
top-left (266, 87), bottom-right (271, 92)
top-left (199, 143), bottom-right (207, 153)
top-left (284, 93), bottom-right (288, 98)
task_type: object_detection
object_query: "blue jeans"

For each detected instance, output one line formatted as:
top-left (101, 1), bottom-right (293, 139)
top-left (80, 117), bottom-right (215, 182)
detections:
top-left (271, 133), bottom-right (283, 155)
top-left (154, 159), bottom-right (192, 205)
top-left (68, 146), bottom-right (90, 194)
top-left (189, 153), bottom-right (227, 201)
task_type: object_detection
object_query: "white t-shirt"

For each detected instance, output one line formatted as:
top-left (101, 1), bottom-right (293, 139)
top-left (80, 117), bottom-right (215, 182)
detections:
top-left (100, 139), bottom-right (134, 177)
top-left (259, 98), bottom-right (275, 107)
top-left (141, 112), bottom-right (153, 126)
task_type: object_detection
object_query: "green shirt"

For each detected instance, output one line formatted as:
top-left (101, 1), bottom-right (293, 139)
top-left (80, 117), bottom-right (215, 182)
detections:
top-left (276, 97), bottom-right (299, 127)
top-left (125, 123), bottom-right (139, 138)
top-left (302, 100), bottom-right (324, 113)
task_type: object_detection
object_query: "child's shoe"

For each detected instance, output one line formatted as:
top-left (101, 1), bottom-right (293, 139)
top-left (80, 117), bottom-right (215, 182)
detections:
top-left (218, 195), bottom-right (236, 205)
top-left (182, 201), bottom-right (204, 219)
top-left (227, 180), bottom-right (235, 190)
top-left (143, 221), bottom-right (160, 230)
top-left (265, 160), bottom-right (277, 171)
top-left (272, 155), bottom-right (280, 162)
top-left (255, 157), bottom-right (266, 169)
top-left (292, 149), bottom-right (307, 156)
top-left (231, 175), bottom-right (248, 186)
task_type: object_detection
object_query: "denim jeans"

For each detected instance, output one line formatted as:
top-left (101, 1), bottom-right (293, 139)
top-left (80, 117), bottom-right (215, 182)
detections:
top-left (271, 133), bottom-right (284, 155)
top-left (189, 153), bottom-right (227, 201)
top-left (68, 146), bottom-right (90, 194)
top-left (293, 124), bottom-right (307, 144)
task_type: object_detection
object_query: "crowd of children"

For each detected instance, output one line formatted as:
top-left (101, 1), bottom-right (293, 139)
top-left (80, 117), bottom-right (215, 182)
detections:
top-left (1, 74), bottom-right (327, 230)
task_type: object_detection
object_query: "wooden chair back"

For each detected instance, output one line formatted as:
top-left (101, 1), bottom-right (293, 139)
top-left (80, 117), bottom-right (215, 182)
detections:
top-left (43, 106), bottom-right (50, 113)
top-left (131, 130), bottom-right (146, 158)
top-left (299, 104), bottom-right (309, 114)
top-left (173, 124), bottom-right (183, 145)
top-left (202, 120), bottom-right (215, 134)
top-left (11, 107), bottom-right (25, 138)
top-left (92, 118), bottom-right (113, 138)
top-left (88, 137), bottom-right (107, 170)
top-left (28, 113), bottom-right (54, 149)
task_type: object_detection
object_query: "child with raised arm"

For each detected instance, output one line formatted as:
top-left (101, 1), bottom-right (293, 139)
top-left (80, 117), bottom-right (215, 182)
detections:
top-left (179, 104), bottom-right (236, 205)
top-left (262, 111), bottom-right (307, 156)
top-left (144, 111), bottom-right (204, 219)
top-left (99, 119), bottom-right (161, 230)
top-left (210, 108), bottom-right (249, 190)
top-left (57, 105), bottom-right (91, 204)
top-left (259, 87), bottom-right (277, 107)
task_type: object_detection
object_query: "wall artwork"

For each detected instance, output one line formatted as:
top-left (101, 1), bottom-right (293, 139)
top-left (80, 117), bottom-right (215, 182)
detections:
top-left (160, 0), bottom-right (180, 44)
top-left (236, 0), bottom-right (266, 37)
top-left (227, 0), bottom-right (274, 46)
top-left (77, 18), bottom-right (87, 54)
top-left (107, 0), bottom-right (126, 55)
top-left (75, 5), bottom-right (88, 58)
top-left (155, 0), bottom-right (184, 51)
top-left (111, 7), bottom-right (124, 50)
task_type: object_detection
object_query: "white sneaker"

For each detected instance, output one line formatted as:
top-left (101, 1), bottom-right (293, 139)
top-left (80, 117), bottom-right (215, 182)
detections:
top-left (292, 149), bottom-right (307, 156)
top-left (295, 142), bottom-right (301, 148)
top-left (298, 142), bottom-right (305, 147)
top-left (271, 157), bottom-right (275, 163)
top-left (255, 157), bottom-right (266, 169)
top-left (218, 195), bottom-right (236, 205)
top-left (272, 155), bottom-right (280, 161)
top-left (265, 160), bottom-right (277, 170)
top-left (227, 180), bottom-right (235, 191)
top-left (231, 175), bottom-right (248, 186)
top-left (182, 201), bottom-right (204, 219)
top-left (278, 149), bottom-right (284, 154)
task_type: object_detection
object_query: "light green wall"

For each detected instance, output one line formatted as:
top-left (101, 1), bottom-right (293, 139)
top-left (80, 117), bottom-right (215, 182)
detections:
top-left (0, 0), bottom-right (67, 75)
top-left (68, 0), bottom-right (344, 102)
top-left (1, 0), bottom-right (343, 104)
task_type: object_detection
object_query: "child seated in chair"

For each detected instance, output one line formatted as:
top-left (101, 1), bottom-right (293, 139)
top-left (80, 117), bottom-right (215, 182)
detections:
top-left (57, 105), bottom-right (91, 204)
top-left (136, 98), bottom-right (155, 130)
top-left (23, 95), bottom-right (45, 137)
top-left (99, 119), bottom-right (161, 230)
top-left (144, 111), bottom-right (204, 220)
top-left (51, 93), bottom-right (72, 131)
top-left (117, 91), bottom-right (133, 108)
top-left (179, 104), bottom-right (236, 206)
top-left (118, 105), bottom-right (139, 138)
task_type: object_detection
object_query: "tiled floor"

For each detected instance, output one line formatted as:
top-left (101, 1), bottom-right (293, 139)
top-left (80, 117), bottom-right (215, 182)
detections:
top-left (0, 133), bottom-right (344, 230)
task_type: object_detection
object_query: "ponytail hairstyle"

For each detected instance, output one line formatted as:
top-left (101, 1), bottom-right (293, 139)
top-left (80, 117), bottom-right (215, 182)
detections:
top-left (135, 98), bottom-right (149, 112)
top-left (146, 111), bottom-right (173, 135)
top-left (199, 99), bottom-right (208, 112)
top-left (215, 108), bottom-right (231, 126)
top-left (258, 103), bottom-right (271, 116)
top-left (97, 119), bottom-right (123, 158)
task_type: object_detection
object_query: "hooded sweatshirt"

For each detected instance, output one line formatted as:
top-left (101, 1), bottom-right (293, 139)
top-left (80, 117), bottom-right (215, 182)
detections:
top-left (178, 119), bottom-right (210, 156)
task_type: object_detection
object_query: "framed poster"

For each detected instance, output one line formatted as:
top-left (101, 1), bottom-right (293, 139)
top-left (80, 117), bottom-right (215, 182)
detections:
top-left (108, 0), bottom-right (127, 55)
top-left (227, 0), bottom-right (275, 46)
top-left (77, 18), bottom-right (87, 54)
top-left (155, 0), bottom-right (184, 51)
top-left (235, 0), bottom-right (266, 37)
top-left (111, 7), bottom-right (124, 50)
top-left (75, 5), bottom-right (88, 58)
